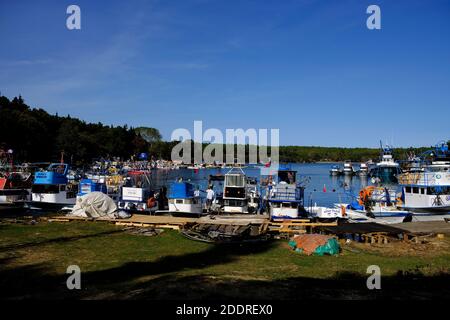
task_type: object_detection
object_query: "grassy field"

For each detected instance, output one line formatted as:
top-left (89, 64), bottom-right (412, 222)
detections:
top-left (1, 220), bottom-right (450, 300)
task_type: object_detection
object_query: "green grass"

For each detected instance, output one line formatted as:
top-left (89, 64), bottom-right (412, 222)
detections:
top-left (1, 221), bottom-right (449, 299)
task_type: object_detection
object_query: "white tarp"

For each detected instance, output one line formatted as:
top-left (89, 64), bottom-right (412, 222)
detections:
top-left (69, 192), bottom-right (130, 219)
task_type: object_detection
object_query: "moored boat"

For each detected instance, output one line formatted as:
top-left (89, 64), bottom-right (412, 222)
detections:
top-left (357, 163), bottom-right (369, 177)
top-left (397, 170), bottom-right (450, 218)
top-left (166, 181), bottom-right (204, 216)
top-left (369, 142), bottom-right (402, 184)
top-left (28, 163), bottom-right (78, 211)
top-left (329, 165), bottom-right (342, 176)
top-left (222, 168), bottom-right (249, 213)
top-left (343, 161), bottom-right (355, 176)
top-left (117, 170), bottom-right (162, 213)
top-left (0, 171), bottom-right (32, 207)
top-left (266, 166), bottom-right (307, 220)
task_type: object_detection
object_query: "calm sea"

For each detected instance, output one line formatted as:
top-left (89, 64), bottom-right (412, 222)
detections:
top-left (151, 163), bottom-right (384, 207)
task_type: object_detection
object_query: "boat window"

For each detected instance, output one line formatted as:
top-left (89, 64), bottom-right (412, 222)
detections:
top-left (405, 186), bottom-right (411, 193)
top-left (225, 175), bottom-right (245, 187)
top-left (271, 202), bottom-right (281, 208)
top-left (224, 187), bottom-right (245, 198)
top-left (412, 187), bottom-right (419, 194)
top-left (60, 185), bottom-right (66, 192)
top-left (176, 199), bottom-right (183, 204)
top-left (224, 199), bottom-right (246, 207)
top-left (31, 184), bottom-right (59, 194)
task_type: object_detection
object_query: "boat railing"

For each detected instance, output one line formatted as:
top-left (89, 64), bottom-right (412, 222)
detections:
top-left (269, 186), bottom-right (303, 201)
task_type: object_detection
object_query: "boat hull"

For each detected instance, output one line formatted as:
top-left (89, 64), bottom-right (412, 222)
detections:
top-left (27, 201), bottom-right (74, 211)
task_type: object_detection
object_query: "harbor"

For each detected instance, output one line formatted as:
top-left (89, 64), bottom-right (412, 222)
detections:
top-left (2, 140), bottom-right (450, 225)
top-left (1, 139), bottom-right (450, 299)
top-left (1, 0), bottom-right (450, 305)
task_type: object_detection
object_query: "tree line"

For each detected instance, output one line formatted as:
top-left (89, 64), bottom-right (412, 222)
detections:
top-left (0, 95), bottom-right (441, 165)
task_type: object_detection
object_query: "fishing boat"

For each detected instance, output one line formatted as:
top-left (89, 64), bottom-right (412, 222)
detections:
top-left (0, 171), bottom-right (32, 207)
top-left (329, 165), bottom-right (342, 176)
top-left (343, 161), bottom-right (355, 176)
top-left (166, 181), bottom-right (204, 216)
top-left (77, 173), bottom-right (122, 202)
top-left (266, 166), bottom-right (307, 220)
top-left (397, 170), bottom-right (450, 218)
top-left (222, 168), bottom-right (249, 213)
top-left (77, 178), bottom-right (107, 197)
top-left (117, 170), bottom-right (161, 213)
top-left (357, 163), bottom-right (369, 177)
top-left (369, 142), bottom-right (401, 184)
top-left (336, 186), bottom-right (413, 224)
top-left (28, 163), bottom-right (78, 211)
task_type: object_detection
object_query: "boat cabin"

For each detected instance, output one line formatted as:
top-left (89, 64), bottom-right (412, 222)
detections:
top-left (223, 168), bottom-right (248, 213)
top-left (30, 163), bottom-right (78, 210)
top-left (267, 167), bottom-right (306, 219)
top-left (168, 182), bottom-right (203, 215)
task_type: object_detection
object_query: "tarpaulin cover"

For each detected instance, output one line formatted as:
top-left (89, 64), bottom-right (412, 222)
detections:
top-left (69, 192), bottom-right (130, 219)
top-left (288, 234), bottom-right (340, 256)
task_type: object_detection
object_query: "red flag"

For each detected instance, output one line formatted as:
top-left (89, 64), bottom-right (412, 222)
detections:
top-left (323, 184), bottom-right (327, 193)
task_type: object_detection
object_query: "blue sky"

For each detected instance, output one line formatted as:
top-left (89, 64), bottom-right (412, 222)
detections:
top-left (0, 0), bottom-right (449, 147)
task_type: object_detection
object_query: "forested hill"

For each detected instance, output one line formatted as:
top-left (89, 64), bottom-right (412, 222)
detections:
top-left (0, 95), bottom-right (153, 163)
top-left (0, 95), bottom-right (435, 164)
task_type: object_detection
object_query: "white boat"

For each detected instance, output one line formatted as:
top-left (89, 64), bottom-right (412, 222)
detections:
top-left (332, 186), bottom-right (413, 224)
top-left (266, 166), bottom-right (306, 219)
top-left (166, 181), bottom-right (204, 216)
top-left (357, 163), bottom-right (369, 176)
top-left (369, 142), bottom-right (401, 183)
top-left (117, 170), bottom-right (160, 213)
top-left (329, 165), bottom-right (342, 176)
top-left (397, 170), bottom-right (450, 218)
top-left (29, 163), bottom-right (78, 211)
top-left (343, 161), bottom-right (355, 176)
top-left (308, 204), bottom-right (347, 221)
top-left (222, 168), bottom-right (249, 213)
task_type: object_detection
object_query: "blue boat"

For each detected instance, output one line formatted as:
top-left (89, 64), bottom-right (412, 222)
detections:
top-left (77, 178), bottom-right (107, 196)
top-left (167, 181), bottom-right (204, 216)
top-left (29, 163), bottom-right (78, 211)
